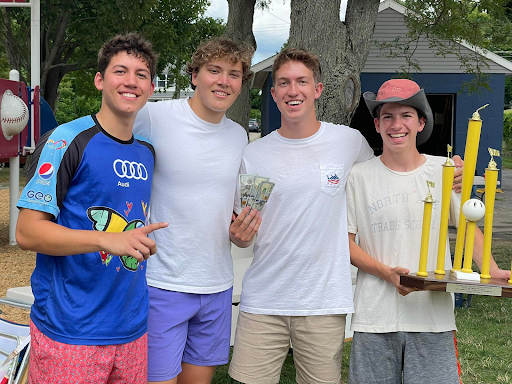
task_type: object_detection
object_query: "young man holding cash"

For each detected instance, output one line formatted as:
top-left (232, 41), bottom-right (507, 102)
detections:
top-left (228, 48), bottom-right (375, 384)
top-left (346, 79), bottom-right (510, 384)
top-left (133, 37), bottom-right (260, 384)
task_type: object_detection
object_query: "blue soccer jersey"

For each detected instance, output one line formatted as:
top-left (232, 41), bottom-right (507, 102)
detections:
top-left (17, 115), bottom-right (155, 345)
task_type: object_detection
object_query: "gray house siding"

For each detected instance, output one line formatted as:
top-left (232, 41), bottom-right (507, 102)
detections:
top-left (364, 8), bottom-right (509, 74)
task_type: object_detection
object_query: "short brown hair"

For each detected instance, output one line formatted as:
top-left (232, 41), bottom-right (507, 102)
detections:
top-left (98, 33), bottom-right (158, 81)
top-left (272, 48), bottom-right (322, 84)
top-left (186, 37), bottom-right (254, 90)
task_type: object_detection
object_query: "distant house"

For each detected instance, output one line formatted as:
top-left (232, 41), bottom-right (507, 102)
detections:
top-left (149, 73), bottom-right (193, 102)
top-left (251, 0), bottom-right (512, 181)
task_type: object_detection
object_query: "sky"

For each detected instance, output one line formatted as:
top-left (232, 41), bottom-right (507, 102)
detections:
top-left (205, 0), bottom-right (349, 65)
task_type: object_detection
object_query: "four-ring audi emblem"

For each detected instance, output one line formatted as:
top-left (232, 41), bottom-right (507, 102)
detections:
top-left (113, 159), bottom-right (148, 180)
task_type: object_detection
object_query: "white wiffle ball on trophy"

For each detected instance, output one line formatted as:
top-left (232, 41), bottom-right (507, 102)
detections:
top-left (462, 198), bottom-right (486, 221)
top-left (1, 89), bottom-right (29, 140)
top-left (452, 198), bottom-right (486, 281)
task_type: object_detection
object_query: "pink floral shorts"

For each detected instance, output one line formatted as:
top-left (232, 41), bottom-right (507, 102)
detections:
top-left (29, 321), bottom-right (147, 384)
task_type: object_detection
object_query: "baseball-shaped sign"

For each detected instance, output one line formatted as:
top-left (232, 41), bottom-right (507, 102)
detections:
top-left (1, 89), bottom-right (29, 140)
top-left (462, 198), bottom-right (485, 221)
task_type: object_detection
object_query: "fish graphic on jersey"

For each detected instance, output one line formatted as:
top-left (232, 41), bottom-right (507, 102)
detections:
top-left (86, 206), bottom-right (144, 272)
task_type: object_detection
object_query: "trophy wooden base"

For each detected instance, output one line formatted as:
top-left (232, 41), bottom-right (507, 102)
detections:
top-left (400, 270), bottom-right (512, 298)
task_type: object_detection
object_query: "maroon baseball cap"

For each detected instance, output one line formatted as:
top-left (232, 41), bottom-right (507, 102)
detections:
top-left (363, 79), bottom-right (433, 145)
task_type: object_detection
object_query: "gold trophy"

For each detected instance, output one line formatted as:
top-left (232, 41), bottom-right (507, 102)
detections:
top-left (400, 107), bottom-right (512, 298)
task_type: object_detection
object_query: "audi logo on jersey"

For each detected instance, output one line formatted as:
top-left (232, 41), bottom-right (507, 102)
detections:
top-left (113, 159), bottom-right (148, 180)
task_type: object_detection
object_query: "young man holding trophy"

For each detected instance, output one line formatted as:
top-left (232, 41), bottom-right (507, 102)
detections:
top-left (228, 47), bottom-right (376, 384)
top-left (346, 79), bottom-right (510, 384)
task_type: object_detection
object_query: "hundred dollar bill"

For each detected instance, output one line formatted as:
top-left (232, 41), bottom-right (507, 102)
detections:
top-left (248, 176), bottom-right (269, 208)
top-left (253, 175), bottom-right (269, 190)
top-left (251, 181), bottom-right (275, 211)
top-left (239, 174), bottom-right (256, 208)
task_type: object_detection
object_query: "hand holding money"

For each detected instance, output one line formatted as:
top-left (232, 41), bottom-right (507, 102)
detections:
top-left (239, 174), bottom-right (275, 211)
top-left (229, 206), bottom-right (262, 248)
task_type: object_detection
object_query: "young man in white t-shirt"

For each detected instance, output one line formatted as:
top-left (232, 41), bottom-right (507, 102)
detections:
top-left (228, 48), bottom-right (375, 384)
top-left (133, 38), bottom-right (260, 384)
top-left (346, 79), bottom-right (511, 384)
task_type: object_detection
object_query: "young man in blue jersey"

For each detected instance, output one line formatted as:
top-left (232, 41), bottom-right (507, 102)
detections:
top-left (16, 33), bottom-right (168, 383)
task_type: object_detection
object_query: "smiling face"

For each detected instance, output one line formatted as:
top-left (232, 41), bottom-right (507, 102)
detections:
top-left (94, 51), bottom-right (155, 119)
top-left (375, 103), bottom-right (425, 154)
top-left (270, 60), bottom-right (323, 127)
top-left (189, 59), bottom-right (243, 123)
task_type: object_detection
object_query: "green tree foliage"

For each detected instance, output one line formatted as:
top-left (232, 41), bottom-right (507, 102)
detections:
top-left (0, 41), bottom-right (10, 80)
top-left (250, 88), bottom-right (261, 110)
top-left (142, 0), bottom-right (225, 98)
top-left (54, 76), bottom-right (101, 124)
top-left (250, 108), bottom-right (261, 123)
top-left (1, 0), bottom-right (224, 111)
top-left (505, 76), bottom-right (512, 109)
top-left (249, 87), bottom-right (261, 125)
top-left (393, 0), bottom-right (512, 94)
top-left (504, 110), bottom-right (512, 150)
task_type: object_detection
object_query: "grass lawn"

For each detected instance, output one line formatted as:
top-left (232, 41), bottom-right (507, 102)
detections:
top-left (502, 156), bottom-right (512, 169)
top-left (212, 240), bottom-right (512, 384)
top-left (0, 165), bottom-right (28, 188)
top-left (456, 242), bottom-right (512, 384)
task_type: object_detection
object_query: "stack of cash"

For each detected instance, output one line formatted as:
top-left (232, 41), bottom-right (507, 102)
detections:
top-left (239, 174), bottom-right (275, 211)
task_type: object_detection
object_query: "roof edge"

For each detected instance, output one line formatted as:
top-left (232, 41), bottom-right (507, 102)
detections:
top-left (251, 55), bottom-right (276, 73)
top-left (251, 0), bottom-right (512, 74)
top-left (380, 0), bottom-right (512, 72)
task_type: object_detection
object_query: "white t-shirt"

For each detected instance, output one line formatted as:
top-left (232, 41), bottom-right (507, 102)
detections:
top-left (133, 99), bottom-right (248, 294)
top-left (346, 155), bottom-right (460, 333)
top-left (237, 122), bottom-right (374, 316)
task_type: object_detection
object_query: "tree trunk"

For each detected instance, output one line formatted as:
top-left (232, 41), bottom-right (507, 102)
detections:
top-left (224, 0), bottom-right (257, 132)
top-left (42, 66), bottom-right (67, 112)
top-left (288, 0), bottom-right (380, 125)
top-left (39, 10), bottom-right (72, 111)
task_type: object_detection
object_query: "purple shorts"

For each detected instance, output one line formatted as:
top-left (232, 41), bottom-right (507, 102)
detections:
top-left (147, 286), bottom-right (233, 382)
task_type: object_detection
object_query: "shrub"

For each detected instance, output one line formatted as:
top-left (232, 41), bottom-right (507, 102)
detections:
top-left (250, 109), bottom-right (261, 124)
top-left (503, 111), bottom-right (512, 152)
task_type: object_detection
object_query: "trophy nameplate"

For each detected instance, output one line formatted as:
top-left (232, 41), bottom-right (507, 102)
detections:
top-left (400, 271), bottom-right (512, 298)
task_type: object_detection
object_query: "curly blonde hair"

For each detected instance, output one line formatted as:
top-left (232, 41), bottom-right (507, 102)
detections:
top-left (272, 48), bottom-right (322, 84)
top-left (186, 37), bottom-right (254, 90)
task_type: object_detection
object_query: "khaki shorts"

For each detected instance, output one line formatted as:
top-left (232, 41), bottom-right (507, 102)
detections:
top-left (228, 311), bottom-right (347, 384)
